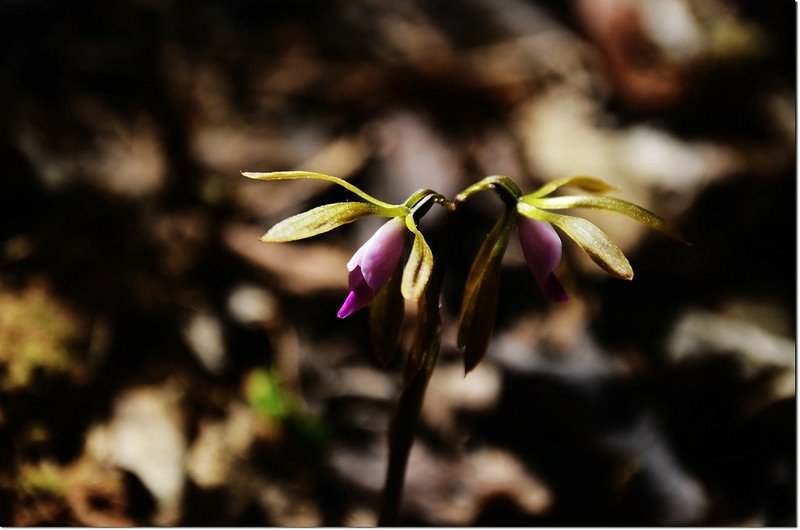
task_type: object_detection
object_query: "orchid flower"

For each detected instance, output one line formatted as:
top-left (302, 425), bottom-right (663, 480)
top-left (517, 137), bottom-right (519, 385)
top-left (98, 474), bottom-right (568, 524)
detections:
top-left (245, 170), bottom-right (687, 524)
top-left (242, 171), bottom-right (441, 364)
top-left (516, 174), bottom-right (687, 280)
top-left (455, 175), bottom-right (687, 371)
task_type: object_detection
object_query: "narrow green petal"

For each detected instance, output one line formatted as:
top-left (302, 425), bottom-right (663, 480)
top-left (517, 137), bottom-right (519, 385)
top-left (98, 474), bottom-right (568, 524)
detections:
top-left (370, 261), bottom-right (405, 366)
top-left (456, 219), bottom-right (498, 348)
top-left (401, 216), bottom-right (433, 300)
top-left (242, 171), bottom-right (404, 212)
top-left (519, 203), bottom-right (633, 280)
top-left (457, 231), bottom-right (497, 340)
top-left (262, 202), bottom-right (386, 242)
top-left (526, 195), bottom-right (689, 243)
top-left (404, 278), bottom-right (442, 381)
top-left (457, 208), bottom-right (515, 373)
top-left (526, 175), bottom-right (619, 199)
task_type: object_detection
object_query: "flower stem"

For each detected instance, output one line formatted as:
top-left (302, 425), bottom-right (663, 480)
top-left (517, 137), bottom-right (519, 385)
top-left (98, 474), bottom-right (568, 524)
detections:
top-left (377, 338), bottom-right (438, 525)
top-left (377, 214), bottom-right (450, 526)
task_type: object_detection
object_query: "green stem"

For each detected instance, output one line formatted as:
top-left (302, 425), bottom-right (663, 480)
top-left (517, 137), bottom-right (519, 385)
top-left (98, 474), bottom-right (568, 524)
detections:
top-left (377, 215), bottom-right (450, 526)
top-left (377, 340), bottom-right (438, 525)
top-left (405, 188), bottom-right (456, 213)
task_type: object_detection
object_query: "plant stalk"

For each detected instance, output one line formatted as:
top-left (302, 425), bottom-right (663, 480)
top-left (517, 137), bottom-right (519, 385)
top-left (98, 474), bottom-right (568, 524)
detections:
top-left (377, 215), bottom-right (450, 526)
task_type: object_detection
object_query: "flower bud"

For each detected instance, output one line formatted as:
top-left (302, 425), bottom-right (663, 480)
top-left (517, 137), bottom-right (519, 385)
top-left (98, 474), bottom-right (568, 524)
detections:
top-left (338, 217), bottom-right (407, 318)
top-left (515, 216), bottom-right (568, 302)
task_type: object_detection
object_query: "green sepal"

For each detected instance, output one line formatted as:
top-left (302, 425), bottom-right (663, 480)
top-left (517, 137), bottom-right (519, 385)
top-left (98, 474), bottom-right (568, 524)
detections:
top-left (526, 175), bottom-right (619, 199)
top-left (242, 170), bottom-right (406, 213)
top-left (404, 283), bottom-right (442, 382)
top-left (262, 201), bottom-right (391, 242)
top-left (457, 207), bottom-right (515, 373)
top-left (369, 260), bottom-right (405, 366)
top-left (524, 195), bottom-right (689, 244)
top-left (401, 215), bottom-right (434, 301)
top-left (518, 203), bottom-right (633, 280)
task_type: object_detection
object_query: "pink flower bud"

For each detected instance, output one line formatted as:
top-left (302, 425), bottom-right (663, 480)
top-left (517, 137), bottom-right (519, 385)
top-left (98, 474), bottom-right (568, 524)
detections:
top-left (515, 216), bottom-right (568, 302)
top-left (337, 217), bottom-right (407, 318)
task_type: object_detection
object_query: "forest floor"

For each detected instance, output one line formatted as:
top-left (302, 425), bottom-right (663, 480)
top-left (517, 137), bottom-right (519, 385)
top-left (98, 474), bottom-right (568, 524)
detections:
top-left (0, 0), bottom-right (795, 526)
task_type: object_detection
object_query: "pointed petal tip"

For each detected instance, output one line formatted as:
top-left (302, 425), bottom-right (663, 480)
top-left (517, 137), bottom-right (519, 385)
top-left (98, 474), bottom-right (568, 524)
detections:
top-left (464, 361), bottom-right (477, 376)
top-left (337, 291), bottom-right (359, 319)
top-left (260, 230), bottom-right (285, 243)
top-left (613, 264), bottom-right (634, 281)
top-left (671, 231), bottom-right (691, 245)
top-left (544, 274), bottom-right (569, 303)
top-left (606, 265), bottom-right (634, 281)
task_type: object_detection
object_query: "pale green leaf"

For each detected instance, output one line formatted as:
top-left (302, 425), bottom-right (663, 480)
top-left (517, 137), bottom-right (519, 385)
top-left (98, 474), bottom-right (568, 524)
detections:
top-left (401, 216), bottom-right (433, 301)
top-left (242, 170), bottom-right (405, 212)
top-left (526, 175), bottom-right (619, 199)
top-left (525, 195), bottom-right (689, 243)
top-left (262, 202), bottom-right (384, 242)
top-left (519, 203), bottom-right (633, 280)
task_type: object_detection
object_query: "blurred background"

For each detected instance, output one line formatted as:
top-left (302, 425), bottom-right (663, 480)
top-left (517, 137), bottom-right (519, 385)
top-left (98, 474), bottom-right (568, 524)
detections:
top-left (0, 0), bottom-right (795, 525)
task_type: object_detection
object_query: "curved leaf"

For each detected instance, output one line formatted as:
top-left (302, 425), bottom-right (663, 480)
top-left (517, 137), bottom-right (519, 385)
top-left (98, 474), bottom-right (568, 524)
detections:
top-left (518, 203), bottom-right (633, 280)
top-left (526, 175), bottom-right (618, 199)
top-left (457, 208), bottom-right (515, 373)
top-left (525, 195), bottom-right (689, 243)
top-left (401, 216), bottom-right (433, 300)
top-left (243, 170), bottom-right (405, 212)
top-left (262, 202), bottom-right (385, 242)
top-left (370, 261), bottom-right (405, 366)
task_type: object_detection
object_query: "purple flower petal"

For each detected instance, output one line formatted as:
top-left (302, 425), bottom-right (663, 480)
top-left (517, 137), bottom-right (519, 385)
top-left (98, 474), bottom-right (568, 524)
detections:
top-left (543, 272), bottom-right (568, 302)
top-left (337, 266), bottom-right (373, 318)
top-left (516, 216), bottom-right (568, 302)
top-left (338, 218), bottom-right (407, 318)
top-left (358, 218), bottom-right (406, 290)
top-left (346, 236), bottom-right (368, 271)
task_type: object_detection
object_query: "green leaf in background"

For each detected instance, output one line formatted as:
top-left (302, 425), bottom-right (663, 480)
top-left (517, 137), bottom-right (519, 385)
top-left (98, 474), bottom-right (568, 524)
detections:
top-left (245, 367), bottom-right (289, 421)
top-left (524, 194), bottom-right (689, 243)
top-left (262, 201), bottom-right (386, 242)
top-left (370, 260), bottom-right (405, 366)
top-left (457, 207), bottom-right (516, 373)
top-left (526, 175), bottom-right (619, 199)
top-left (245, 368), bottom-right (329, 453)
top-left (401, 215), bottom-right (434, 301)
top-left (519, 203), bottom-right (633, 280)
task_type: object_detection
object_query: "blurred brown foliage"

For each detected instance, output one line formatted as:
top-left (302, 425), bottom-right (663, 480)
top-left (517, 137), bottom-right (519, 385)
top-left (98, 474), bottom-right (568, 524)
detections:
top-left (0, 0), bottom-right (794, 525)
